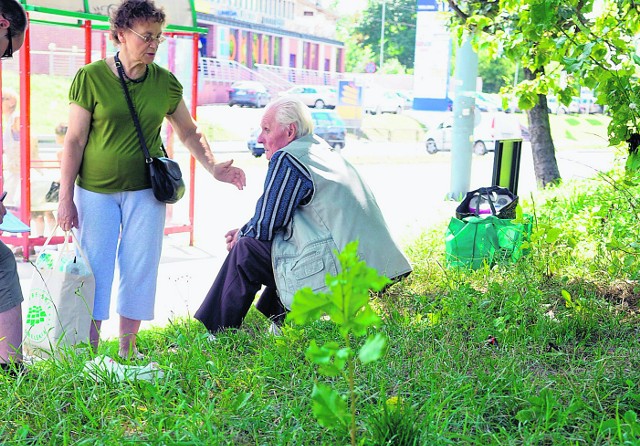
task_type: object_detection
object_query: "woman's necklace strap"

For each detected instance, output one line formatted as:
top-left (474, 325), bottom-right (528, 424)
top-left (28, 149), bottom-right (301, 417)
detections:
top-left (114, 52), bottom-right (148, 84)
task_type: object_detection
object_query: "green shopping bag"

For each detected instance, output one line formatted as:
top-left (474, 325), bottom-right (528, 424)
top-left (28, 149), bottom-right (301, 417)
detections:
top-left (445, 214), bottom-right (532, 269)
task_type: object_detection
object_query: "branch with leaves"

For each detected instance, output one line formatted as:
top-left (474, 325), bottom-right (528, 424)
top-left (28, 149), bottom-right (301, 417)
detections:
top-left (287, 241), bottom-right (391, 445)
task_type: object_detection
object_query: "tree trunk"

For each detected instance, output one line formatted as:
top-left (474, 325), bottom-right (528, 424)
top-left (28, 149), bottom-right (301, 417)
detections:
top-left (524, 68), bottom-right (561, 188)
top-left (626, 134), bottom-right (640, 171)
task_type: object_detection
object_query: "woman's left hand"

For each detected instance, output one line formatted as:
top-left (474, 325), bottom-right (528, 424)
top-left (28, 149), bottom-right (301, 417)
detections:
top-left (213, 160), bottom-right (246, 190)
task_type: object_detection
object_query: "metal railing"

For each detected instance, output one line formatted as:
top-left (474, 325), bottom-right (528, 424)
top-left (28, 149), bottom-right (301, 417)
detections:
top-left (255, 63), bottom-right (344, 87)
top-left (198, 57), bottom-right (295, 97)
top-left (0, 46), bottom-right (101, 77)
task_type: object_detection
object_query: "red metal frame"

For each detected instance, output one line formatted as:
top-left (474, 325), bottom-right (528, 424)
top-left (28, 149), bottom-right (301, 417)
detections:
top-left (1, 21), bottom-right (200, 260)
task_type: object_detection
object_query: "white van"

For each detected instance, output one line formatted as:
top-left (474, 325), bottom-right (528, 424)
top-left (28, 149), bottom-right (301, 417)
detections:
top-left (363, 89), bottom-right (405, 115)
top-left (425, 112), bottom-right (524, 155)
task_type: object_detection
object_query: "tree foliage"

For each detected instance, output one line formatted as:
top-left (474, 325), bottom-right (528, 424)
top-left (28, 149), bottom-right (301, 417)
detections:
top-left (352, 0), bottom-right (417, 71)
top-left (478, 51), bottom-right (518, 94)
top-left (339, 27), bottom-right (377, 73)
top-left (448, 0), bottom-right (640, 167)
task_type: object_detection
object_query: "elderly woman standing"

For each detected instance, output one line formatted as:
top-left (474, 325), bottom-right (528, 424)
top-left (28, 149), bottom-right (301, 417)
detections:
top-left (57, 0), bottom-right (246, 359)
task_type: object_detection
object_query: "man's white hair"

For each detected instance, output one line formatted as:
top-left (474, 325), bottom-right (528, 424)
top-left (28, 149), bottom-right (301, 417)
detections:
top-left (267, 96), bottom-right (314, 138)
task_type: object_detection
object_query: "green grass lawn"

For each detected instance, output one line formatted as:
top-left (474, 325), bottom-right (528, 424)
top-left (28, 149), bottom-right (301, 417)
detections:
top-left (2, 167), bottom-right (639, 444)
top-left (547, 114), bottom-right (610, 149)
top-left (359, 112), bottom-right (427, 143)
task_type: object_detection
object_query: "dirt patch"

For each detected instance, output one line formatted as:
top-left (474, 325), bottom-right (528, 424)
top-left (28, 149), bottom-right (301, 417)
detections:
top-left (557, 277), bottom-right (640, 317)
top-left (597, 280), bottom-right (640, 315)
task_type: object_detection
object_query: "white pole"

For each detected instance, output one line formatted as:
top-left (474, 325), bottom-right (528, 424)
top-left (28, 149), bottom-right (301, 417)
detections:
top-left (379, 0), bottom-right (386, 69)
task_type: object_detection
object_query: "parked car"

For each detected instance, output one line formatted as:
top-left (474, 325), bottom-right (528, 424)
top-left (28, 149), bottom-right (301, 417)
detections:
top-left (474, 92), bottom-right (504, 112)
top-left (395, 90), bottom-right (414, 110)
top-left (547, 96), bottom-right (569, 114)
top-left (228, 81), bottom-right (271, 108)
top-left (505, 95), bottom-right (521, 113)
top-left (425, 112), bottom-right (524, 156)
top-left (363, 89), bottom-right (405, 115)
top-left (311, 110), bottom-right (346, 149)
top-left (279, 85), bottom-right (337, 109)
top-left (447, 92), bottom-right (503, 112)
top-left (246, 127), bottom-right (265, 157)
top-left (247, 109), bottom-right (346, 157)
top-left (579, 96), bottom-right (603, 114)
top-left (547, 96), bottom-right (581, 114)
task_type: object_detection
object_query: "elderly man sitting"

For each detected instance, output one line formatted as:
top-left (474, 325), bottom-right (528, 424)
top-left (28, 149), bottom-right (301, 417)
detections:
top-left (195, 97), bottom-right (412, 334)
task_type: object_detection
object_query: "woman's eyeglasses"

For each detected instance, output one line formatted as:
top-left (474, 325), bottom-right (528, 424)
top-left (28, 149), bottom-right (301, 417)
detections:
top-left (1, 27), bottom-right (13, 60)
top-left (128, 28), bottom-right (166, 45)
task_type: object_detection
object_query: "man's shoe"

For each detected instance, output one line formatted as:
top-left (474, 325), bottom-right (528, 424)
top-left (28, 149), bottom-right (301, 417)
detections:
top-left (268, 322), bottom-right (282, 336)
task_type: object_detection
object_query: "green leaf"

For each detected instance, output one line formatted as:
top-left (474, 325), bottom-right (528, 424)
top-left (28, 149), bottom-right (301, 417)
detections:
top-left (623, 410), bottom-right (638, 425)
top-left (311, 383), bottom-right (350, 429)
top-left (306, 341), bottom-right (350, 376)
top-left (562, 289), bottom-right (573, 307)
top-left (346, 306), bottom-right (382, 337)
top-left (600, 418), bottom-right (619, 433)
top-left (288, 287), bottom-right (332, 326)
top-left (358, 333), bottom-right (387, 364)
top-left (306, 340), bottom-right (340, 366)
top-left (545, 227), bottom-right (563, 244)
top-left (232, 392), bottom-right (252, 411)
top-left (515, 409), bottom-right (537, 423)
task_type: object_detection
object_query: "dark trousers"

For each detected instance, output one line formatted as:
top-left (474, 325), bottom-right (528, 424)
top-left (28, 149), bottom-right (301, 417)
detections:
top-left (194, 237), bottom-right (287, 333)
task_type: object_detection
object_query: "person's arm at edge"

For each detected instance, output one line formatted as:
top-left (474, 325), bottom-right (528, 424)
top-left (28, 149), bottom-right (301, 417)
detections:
top-left (166, 99), bottom-right (246, 190)
top-left (57, 103), bottom-right (91, 231)
top-left (0, 192), bottom-right (7, 224)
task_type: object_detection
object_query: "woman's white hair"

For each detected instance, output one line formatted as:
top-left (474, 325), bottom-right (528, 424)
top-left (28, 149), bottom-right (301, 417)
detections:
top-left (267, 96), bottom-right (314, 138)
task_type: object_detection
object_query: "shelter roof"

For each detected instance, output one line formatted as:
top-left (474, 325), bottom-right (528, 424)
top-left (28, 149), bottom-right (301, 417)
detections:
top-left (20, 0), bottom-right (203, 33)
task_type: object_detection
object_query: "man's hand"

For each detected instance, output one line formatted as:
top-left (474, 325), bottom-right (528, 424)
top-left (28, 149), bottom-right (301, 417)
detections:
top-left (213, 160), bottom-right (246, 190)
top-left (225, 228), bottom-right (240, 251)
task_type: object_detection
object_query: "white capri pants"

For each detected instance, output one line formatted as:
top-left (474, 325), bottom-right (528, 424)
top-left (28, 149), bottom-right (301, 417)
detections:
top-left (75, 186), bottom-right (165, 321)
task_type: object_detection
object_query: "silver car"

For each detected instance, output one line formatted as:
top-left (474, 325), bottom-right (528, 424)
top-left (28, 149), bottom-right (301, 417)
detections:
top-left (279, 85), bottom-right (337, 109)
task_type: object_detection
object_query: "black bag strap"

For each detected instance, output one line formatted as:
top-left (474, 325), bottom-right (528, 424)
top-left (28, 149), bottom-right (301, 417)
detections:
top-left (114, 52), bottom-right (167, 164)
top-left (473, 187), bottom-right (498, 216)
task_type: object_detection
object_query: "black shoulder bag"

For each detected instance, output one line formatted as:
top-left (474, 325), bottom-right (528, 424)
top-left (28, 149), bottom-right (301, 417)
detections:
top-left (114, 52), bottom-right (185, 204)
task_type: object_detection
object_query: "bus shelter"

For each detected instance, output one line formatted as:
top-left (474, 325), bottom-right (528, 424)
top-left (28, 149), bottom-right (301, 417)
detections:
top-left (0, 0), bottom-right (204, 260)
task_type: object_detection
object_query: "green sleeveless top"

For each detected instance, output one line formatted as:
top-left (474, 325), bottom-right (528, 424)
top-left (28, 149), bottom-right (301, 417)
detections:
top-left (69, 59), bottom-right (183, 193)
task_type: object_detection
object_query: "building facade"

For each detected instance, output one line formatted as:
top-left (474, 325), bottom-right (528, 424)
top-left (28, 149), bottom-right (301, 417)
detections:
top-left (1, 0), bottom-right (346, 105)
top-left (195, 0), bottom-right (346, 104)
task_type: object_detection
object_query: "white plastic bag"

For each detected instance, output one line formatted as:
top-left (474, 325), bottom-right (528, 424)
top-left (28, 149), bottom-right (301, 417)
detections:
top-left (23, 229), bottom-right (95, 358)
top-left (84, 356), bottom-right (165, 383)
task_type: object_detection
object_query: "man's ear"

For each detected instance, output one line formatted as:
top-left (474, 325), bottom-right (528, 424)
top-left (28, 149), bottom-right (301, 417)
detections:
top-left (287, 123), bottom-right (297, 141)
top-left (0, 16), bottom-right (10, 30)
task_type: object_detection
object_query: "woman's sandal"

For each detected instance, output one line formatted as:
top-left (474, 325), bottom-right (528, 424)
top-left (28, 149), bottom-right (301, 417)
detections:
top-left (118, 349), bottom-right (145, 361)
top-left (1, 362), bottom-right (29, 378)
